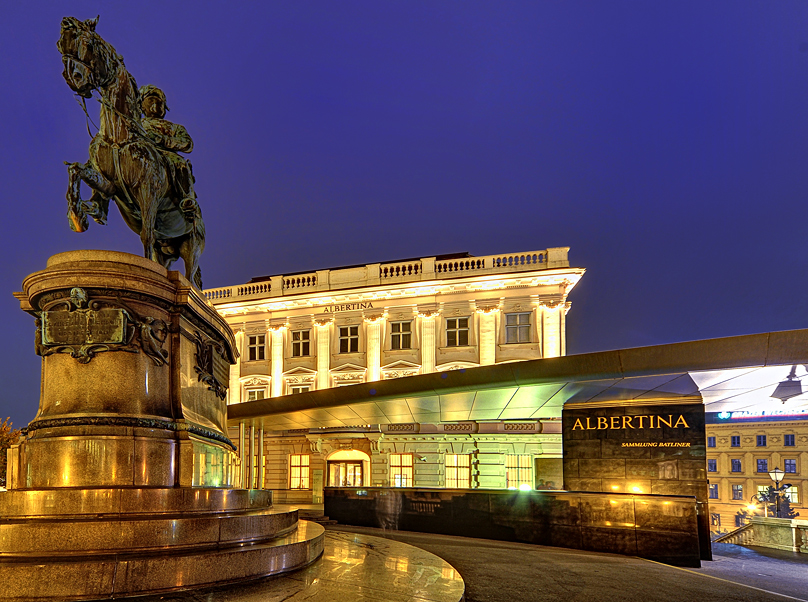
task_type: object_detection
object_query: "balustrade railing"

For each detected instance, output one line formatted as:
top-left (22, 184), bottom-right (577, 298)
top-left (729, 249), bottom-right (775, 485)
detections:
top-left (204, 248), bottom-right (567, 303)
top-left (283, 273), bottom-right (317, 290)
top-left (435, 258), bottom-right (485, 273)
top-left (381, 261), bottom-right (421, 279)
top-left (713, 523), bottom-right (754, 545)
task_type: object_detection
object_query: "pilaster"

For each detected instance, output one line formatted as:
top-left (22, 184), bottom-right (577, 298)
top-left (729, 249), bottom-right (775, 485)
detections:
top-left (476, 304), bottom-right (499, 366)
top-left (314, 319), bottom-right (332, 390)
top-left (418, 308), bottom-right (440, 373)
top-left (229, 330), bottom-right (244, 403)
top-left (364, 313), bottom-right (384, 382)
top-left (269, 323), bottom-right (286, 397)
top-left (540, 301), bottom-right (563, 359)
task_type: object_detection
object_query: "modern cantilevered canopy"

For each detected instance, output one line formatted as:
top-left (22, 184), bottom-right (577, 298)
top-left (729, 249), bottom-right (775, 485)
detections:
top-left (227, 329), bottom-right (808, 431)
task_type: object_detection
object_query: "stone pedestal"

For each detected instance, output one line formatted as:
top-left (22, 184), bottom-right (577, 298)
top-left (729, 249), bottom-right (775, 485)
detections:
top-left (2, 251), bottom-right (323, 600)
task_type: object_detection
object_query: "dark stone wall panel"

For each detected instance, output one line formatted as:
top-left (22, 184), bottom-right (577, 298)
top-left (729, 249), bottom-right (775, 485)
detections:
top-left (325, 488), bottom-right (701, 567)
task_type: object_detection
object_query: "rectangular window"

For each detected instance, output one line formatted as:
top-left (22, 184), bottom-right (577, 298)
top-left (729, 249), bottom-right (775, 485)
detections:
top-left (446, 317), bottom-right (469, 347)
top-left (785, 459), bottom-right (797, 474)
top-left (709, 483), bottom-right (718, 499)
top-left (731, 459), bottom-right (742, 472)
top-left (390, 453), bottom-right (413, 487)
top-left (758, 485), bottom-right (770, 497)
top-left (391, 321), bottom-right (412, 350)
top-left (246, 389), bottom-right (265, 401)
top-left (785, 434), bottom-right (796, 447)
top-left (505, 313), bottom-right (531, 343)
top-left (247, 335), bottom-right (265, 361)
top-left (732, 484), bottom-right (744, 500)
top-left (757, 435), bottom-right (767, 447)
top-left (339, 326), bottom-right (359, 353)
top-left (735, 515), bottom-right (746, 527)
top-left (731, 436), bottom-right (741, 447)
top-left (711, 513), bottom-right (721, 527)
top-left (505, 454), bottom-right (532, 489)
top-left (445, 454), bottom-right (471, 488)
top-left (290, 454), bottom-right (310, 489)
top-left (707, 459), bottom-right (717, 472)
top-left (757, 459), bottom-right (768, 473)
top-left (292, 330), bottom-right (310, 357)
top-left (785, 485), bottom-right (799, 504)
top-left (290, 385), bottom-right (310, 395)
top-left (707, 436), bottom-right (716, 448)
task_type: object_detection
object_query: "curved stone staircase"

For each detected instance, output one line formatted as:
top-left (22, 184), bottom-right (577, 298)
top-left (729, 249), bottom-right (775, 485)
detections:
top-left (0, 488), bottom-right (324, 600)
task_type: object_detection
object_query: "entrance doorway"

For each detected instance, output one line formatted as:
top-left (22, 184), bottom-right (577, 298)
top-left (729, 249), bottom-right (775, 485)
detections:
top-left (328, 461), bottom-right (363, 487)
top-left (325, 449), bottom-right (370, 487)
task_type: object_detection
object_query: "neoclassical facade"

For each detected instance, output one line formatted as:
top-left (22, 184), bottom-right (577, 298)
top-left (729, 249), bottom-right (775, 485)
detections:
top-left (204, 248), bottom-right (583, 502)
top-left (205, 247), bottom-right (584, 503)
top-left (206, 248), bottom-right (584, 404)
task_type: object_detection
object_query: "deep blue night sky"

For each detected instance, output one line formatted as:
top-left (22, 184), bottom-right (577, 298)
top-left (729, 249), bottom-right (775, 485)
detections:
top-left (1, 2), bottom-right (807, 427)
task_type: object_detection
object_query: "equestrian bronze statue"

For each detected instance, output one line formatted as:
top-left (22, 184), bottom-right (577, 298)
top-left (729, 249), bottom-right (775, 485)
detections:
top-left (57, 16), bottom-right (205, 288)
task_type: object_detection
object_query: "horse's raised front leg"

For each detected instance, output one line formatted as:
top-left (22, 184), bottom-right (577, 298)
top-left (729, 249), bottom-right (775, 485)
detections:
top-left (65, 162), bottom-right (117, 230)
top-left (65, 162), bottom-right (88, 233)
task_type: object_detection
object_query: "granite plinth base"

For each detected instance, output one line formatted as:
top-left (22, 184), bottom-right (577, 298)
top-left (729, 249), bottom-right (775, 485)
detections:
top-left (105, 530), bottom-right (466, 602)
top-left (0, 489), bottom-right (325, 600)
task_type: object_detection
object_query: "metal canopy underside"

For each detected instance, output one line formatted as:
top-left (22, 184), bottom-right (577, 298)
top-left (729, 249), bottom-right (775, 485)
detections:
top-left (228, 329), bottom-right (808, 431)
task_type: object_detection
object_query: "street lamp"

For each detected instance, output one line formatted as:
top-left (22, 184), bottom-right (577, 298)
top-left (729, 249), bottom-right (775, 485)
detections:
top-left (768, 467), bottom-right (785, 517)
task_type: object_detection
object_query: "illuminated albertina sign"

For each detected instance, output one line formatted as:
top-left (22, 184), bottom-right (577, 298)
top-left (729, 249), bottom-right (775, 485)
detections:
top-left (321, 302), bottom-right (374, 313)
top-left (571, 414), bottom-right (690, 430)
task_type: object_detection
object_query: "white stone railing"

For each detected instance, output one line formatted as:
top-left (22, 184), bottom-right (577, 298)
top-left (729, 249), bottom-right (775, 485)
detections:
top-left (283, 273), bottom-right (317, 291)
top-left (713, 522), bottom-right (754, 545)
top-left (204, 247), bottom-right (570, 303)
top-left (380, 261), bottom-right (421, 279)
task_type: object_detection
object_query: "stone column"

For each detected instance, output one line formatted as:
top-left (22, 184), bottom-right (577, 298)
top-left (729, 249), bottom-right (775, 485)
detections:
top-left (364, 314), bottom-right (384, 382)
top-left (239, 422), bottom-right (246, 489)
top-left (418, 310), bottom-right (439, 374)
top-left (248, 424), bottom-right (255, 489)
top-left (270, 324), bottom-right (286, 397)
top-left (476, 305), bottom-right (499, 366)
top-left (258, 427), bottom-right (264, 489)
top-left (315, 319), bottom-right (331, 390)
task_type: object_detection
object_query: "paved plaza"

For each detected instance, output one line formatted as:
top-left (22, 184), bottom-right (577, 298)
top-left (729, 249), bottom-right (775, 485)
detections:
top-left (328, 526), bottom-right (808, 602)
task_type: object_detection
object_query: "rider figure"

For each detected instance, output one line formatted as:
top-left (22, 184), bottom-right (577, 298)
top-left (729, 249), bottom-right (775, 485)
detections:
top-left (138, 85), bottom-right (198, 218)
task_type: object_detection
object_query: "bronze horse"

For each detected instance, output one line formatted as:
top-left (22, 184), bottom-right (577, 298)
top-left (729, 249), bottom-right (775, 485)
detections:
top-left (57, 16), bottom-right (204, 288)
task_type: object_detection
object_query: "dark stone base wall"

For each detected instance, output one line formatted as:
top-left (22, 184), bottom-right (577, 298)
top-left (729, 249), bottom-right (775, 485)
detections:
top-left (325, 487), bottom-right (702, 567)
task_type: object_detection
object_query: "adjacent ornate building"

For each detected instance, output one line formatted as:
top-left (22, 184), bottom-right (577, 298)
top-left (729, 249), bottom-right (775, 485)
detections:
top-left (204, 247), bottom-right (583, 502)
top-left (705, 411), bottom-right (808, 532)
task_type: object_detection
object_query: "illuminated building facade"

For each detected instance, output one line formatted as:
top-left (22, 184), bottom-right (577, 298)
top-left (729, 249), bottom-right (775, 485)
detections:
top-left (205, 247), bottom-right (583, 502)
top-left (705, 411), bottom-right (808, 532)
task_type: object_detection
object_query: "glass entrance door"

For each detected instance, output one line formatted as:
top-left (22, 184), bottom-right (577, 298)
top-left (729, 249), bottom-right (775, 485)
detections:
top-left (328, 461), bottom-right (363, 487)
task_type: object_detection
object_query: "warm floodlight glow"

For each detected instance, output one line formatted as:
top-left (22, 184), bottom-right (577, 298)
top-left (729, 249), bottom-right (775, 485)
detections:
top-left (519, 484), bottom-right (531, 491)
top-left (631, 486), bottom-right (642, 493)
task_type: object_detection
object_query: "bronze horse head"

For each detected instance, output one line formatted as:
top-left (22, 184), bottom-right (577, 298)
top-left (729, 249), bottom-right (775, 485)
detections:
top-left (57, 16), bottom-right (119, 98)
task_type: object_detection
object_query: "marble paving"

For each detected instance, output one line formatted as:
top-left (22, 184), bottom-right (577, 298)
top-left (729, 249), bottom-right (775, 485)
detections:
top-left (124, 530), bottom-right (465, 602)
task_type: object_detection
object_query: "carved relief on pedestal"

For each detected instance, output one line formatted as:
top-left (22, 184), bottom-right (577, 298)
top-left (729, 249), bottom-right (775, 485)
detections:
top-left (36, 287), bottom-right (168, 365)
top-left (193, 330), bottom-right (229, 400)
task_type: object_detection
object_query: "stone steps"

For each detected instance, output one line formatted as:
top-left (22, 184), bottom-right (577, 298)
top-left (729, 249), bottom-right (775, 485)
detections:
top-left (0, 489), bottom-right (325, 600)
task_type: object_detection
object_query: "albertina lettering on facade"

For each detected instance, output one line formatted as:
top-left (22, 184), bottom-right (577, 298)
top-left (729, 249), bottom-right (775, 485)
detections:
top-left (571, 414), bottom-right (691, 431)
